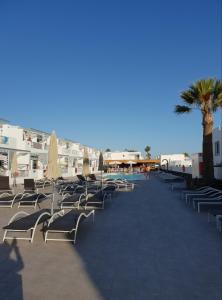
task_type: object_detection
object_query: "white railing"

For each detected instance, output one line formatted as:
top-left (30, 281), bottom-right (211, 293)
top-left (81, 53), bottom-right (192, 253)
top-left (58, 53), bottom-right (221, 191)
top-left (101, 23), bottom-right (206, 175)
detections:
top-left (0, 136), bottom-right (17, 148)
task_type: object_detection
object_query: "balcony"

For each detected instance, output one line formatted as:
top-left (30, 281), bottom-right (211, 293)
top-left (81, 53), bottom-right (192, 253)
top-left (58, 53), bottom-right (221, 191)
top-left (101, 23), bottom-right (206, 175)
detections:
top-left (29, 142), bottom-right (48, 153)
top-left (32, 142), bottom-right (43, 150)
top-left (0, 136), bottom-right (17, 149)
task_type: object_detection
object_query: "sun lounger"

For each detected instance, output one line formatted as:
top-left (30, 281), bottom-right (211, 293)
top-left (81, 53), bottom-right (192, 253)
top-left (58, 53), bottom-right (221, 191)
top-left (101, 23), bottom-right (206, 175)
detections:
top-left (185, 188), bottom-right (219, 205)
top-left (59, 193), bottom-right (86, 209)
top-left (207, 208), bottom-right (222, 231)
top-left (3, 209), bottom-right (52, 242)
top-left (0, 192), bottom-right (24, 208)
top-left (0, 176), bottom-right (12, 194)
top-left (104, 179), bottom-right (134, 191)
top-left (181, 186), bottom-right (211, 200)
top-left (114, 180), bottom-right (134, 191)
top-left (59, 184), bottom-right (85, 195)
top-left (24, 179), bottom-right (37, 193)
top-left (208, 210), bottom-right (222, 231)
top-left (82, 191), bottom-right (108, 210)
top-left (197, 199), bottom-right (222, 213)
top-left (35, 179), bottom-right (53, 189)
top-left (77, 174), bottom-right (86, 184)
top-left (88, 174), bottom-right (98, 181)
top-left (101, 185), bottom-right (117, 199)
top-left (16, 193), bottom-right (53, 208)
top-left (44, 209), bottom-right (95, 244)
top-left (191, 192), bottom-right (222, 208)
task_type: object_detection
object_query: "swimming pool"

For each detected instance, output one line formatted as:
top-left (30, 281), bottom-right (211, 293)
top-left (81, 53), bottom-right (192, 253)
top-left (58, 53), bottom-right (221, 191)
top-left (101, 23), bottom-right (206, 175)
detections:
top-left (105, 173), bottom-right (146, 181)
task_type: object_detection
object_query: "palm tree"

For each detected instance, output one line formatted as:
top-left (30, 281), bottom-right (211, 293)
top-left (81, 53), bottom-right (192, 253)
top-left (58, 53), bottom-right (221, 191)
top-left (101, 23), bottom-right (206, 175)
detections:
top-left (175, 78), bottom-right (222, 183)
top-left (145, 146), bottom-right (151, 159)
top-left (98, 152), bottom-right (104, 188)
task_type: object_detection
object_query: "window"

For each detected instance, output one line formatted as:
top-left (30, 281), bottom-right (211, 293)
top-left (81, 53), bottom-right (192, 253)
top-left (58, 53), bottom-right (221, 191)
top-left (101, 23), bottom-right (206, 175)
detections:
top-left (215, 141), bottom-right (220, 156)
top-left (32, 160), bottom-right (38, 169)
top-left (37, 135), bottom-right (43, 143)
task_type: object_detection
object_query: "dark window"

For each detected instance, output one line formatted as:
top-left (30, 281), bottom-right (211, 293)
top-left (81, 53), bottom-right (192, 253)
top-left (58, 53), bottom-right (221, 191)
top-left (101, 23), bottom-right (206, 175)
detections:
top-left (215, 141), bottom-right (220, 156)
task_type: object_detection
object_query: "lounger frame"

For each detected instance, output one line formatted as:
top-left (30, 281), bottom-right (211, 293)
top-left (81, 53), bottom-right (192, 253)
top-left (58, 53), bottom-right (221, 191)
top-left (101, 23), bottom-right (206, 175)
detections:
top-left (0, 192), bottom-right (24, 208)
top-left (3, 210), bottom-right (51, 243)
top-left (44, 209), bottom-right (95, 244)
top-left (18, 193), bottom-right (53, 209)
top-left (59, 193), bottom-right (86, 209)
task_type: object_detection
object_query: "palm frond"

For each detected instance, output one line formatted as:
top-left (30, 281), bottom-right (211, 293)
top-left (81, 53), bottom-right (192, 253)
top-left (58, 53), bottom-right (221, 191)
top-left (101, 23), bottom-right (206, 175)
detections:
top-left (213, 92), bottom-right (222, 110)
top-left (213, 80), bottom-right (222, 98)
top-left (180, 91), bottom-right (195, 105)
top-left (174, 105), bottom-right (192, 114)
top-left (176, 78), bottom-right (222, 114)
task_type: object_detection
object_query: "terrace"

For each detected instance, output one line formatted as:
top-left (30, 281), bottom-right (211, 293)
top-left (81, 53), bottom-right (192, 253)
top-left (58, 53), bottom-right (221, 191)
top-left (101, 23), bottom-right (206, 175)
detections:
top-left (0, 175), bottom-right (221, 299)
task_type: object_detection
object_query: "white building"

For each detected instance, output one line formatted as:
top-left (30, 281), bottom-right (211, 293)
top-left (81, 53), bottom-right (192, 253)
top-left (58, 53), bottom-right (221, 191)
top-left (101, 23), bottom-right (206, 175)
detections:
top-left (213, 126), bottom-right (222, 180)
top-left (0, 119), bottom-right (100, 183)
top-left (191, 153), bottom-right (203, 179)
top-left (103, 151), bottom-right (143, 161)
top-left (160, 153), bottom-right (192, 173)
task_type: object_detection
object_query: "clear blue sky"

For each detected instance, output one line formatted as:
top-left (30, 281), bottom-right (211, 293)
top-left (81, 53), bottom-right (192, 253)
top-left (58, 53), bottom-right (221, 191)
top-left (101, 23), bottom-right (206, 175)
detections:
top-left (0, 0), bottom-right (221, 156)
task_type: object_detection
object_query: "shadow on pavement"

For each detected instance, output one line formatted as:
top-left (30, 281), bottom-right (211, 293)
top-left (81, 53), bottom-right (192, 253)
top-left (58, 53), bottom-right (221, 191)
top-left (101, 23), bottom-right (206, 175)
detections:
top-left (0, 239), bottom-right (24, 300)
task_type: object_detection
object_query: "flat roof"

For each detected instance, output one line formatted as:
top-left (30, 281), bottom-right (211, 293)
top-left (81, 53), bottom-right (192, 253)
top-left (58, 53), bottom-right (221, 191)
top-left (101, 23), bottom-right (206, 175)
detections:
top-left (105, 159), bottom-right (160, 164)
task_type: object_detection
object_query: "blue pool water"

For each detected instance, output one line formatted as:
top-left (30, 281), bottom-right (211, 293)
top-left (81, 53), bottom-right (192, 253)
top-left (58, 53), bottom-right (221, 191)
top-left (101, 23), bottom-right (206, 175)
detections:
top-left (105, 173), bottom-right (145, 181)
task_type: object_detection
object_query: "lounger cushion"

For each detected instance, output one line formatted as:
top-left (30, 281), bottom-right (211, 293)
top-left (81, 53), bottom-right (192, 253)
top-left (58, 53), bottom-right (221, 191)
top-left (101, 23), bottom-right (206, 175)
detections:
top-left (0, 196), bottom-right (15, 202)
top-left (3, 209), bottom-right (51, 231)
top-left (47, 210), bottom-right (85, 232)
top-left (18, 193), bottom-right (48, 203)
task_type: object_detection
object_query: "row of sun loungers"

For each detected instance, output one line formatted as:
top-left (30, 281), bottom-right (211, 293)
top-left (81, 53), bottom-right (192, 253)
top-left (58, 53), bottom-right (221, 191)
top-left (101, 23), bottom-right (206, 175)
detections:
top-left (156, 174), bottom-right (222, 233)
top-left (3, 208), bottom-right (95, 244)
top-left (59, 191), bottom-right (109, 210)
top-left (156, 171), bottom-right (185, 191)
top-left (2, 189), bottom-right (111, 243)
top-left (181, 185), bottom-right (222, 232)
top-left (0, 192), bottom-right (53, 208)
top-left (1, 174), bottom-right (134, 244)
top-left (0, 176), bottom-right (54, 194)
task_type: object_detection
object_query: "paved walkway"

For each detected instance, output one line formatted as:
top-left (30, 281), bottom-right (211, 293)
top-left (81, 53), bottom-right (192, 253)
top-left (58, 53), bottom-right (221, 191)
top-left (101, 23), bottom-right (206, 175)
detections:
top-left (0, 175), bottom-right (222, 299)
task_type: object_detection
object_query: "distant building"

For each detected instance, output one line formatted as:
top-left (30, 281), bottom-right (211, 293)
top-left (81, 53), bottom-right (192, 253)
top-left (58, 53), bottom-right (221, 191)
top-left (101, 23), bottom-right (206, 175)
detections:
top-left (160, 153), bottom-right (192, 173)
top-left (103, 151), bottom-right (143, 161)
top-left (213, 126), bottom-right (222, 180)
top-left (0, 119), bottom-right (100, 183)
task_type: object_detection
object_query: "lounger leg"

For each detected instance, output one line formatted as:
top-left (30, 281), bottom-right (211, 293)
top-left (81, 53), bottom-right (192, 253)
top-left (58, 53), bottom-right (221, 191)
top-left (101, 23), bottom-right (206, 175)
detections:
top-left (207, 213), bottom-right (210, 222)
top-left (3, 230), bottom-right (7, 242)
top-left (73, 230), bottom-right (77, 244)
top-left (92, 211), bottom-right (95, 223)
top-left (30, 229), bottom-right (35, 243)
top-left (44, 231), bottom-right (48, 242)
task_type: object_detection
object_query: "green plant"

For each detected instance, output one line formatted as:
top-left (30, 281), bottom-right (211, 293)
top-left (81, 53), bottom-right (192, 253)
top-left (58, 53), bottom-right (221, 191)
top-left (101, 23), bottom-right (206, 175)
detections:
top-left (175, 78), bottom-right (222, 183)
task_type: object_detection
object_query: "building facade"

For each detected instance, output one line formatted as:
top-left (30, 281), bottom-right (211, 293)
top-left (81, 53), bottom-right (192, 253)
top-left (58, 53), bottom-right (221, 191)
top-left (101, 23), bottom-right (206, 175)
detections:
top-left (213, 126), bottom-right (222, 180)
top-left (160, 153), bottom-right (192, 174)
top-left (103, 151), bottom-right (143, 161)
top-left (0, 120), bottom-right (100, 183)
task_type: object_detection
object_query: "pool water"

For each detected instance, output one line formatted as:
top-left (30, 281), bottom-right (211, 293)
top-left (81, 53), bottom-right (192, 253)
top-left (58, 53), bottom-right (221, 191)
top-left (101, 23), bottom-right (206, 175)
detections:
top-left (105, 173), bottom-right (146, 181)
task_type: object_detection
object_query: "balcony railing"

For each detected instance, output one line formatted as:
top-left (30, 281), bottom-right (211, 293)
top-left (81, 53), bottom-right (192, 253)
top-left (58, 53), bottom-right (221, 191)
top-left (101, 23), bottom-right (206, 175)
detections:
top-left (0, 136), bottom-right (17, 148)
top-left (32, 142), bottom-right (43, 150)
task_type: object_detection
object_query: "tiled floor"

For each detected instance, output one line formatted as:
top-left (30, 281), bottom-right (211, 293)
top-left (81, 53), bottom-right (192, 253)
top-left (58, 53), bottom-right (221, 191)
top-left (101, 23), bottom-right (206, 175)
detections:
top-left (0, 175), bottom-right (221, 300)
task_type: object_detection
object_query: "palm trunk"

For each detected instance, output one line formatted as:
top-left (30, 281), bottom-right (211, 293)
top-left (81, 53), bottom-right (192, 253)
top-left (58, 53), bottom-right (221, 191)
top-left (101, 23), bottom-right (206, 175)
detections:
top-left (202, 112), bottom-right (214, 183)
